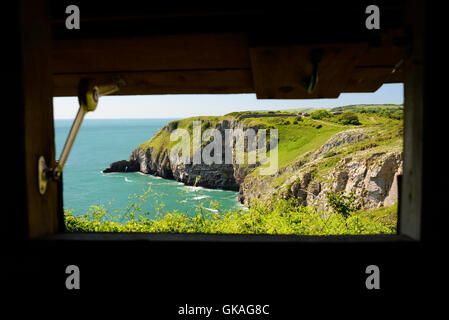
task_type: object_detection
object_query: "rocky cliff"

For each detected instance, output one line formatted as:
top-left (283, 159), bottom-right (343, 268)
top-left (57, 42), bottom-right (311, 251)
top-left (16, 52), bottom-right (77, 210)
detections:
top-left (104, 119), bottom-right (254, 191)
top-left (103, 112), bottom-right (403, 210)
top-left (240, 128), bottom-right (403, 210)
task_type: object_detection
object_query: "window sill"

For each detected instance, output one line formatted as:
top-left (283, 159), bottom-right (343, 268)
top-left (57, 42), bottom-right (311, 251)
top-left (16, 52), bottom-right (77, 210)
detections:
top-left (35, 232), bottom-right (416, 243)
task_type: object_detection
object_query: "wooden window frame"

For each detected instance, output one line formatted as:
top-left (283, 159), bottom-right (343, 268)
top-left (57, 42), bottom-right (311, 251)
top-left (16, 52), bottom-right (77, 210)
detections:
top-left (14, 0), bottom-right (425, 247)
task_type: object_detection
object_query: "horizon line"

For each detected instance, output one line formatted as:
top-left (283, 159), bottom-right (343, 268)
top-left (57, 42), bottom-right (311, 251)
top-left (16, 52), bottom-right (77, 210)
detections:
top-left (54, 117), bottom-right (181, 120)
top-left (54, 103), bottom-right (403, 120)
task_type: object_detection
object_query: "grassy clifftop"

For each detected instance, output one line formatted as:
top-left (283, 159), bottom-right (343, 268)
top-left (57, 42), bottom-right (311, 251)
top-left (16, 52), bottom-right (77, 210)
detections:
top-left (136, 105), bottom-right (403, 178)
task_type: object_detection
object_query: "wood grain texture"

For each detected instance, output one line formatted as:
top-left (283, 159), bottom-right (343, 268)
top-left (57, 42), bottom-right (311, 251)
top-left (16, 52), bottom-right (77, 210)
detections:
top-left (20, 0), bottom-right (60, 238)
top-left (52, 33), bottom-right (251, 74)
top-left (249, 44), bottom-right (367, 99)
top-left (400, 0), bottom-right (424, 240)
top-left (53, 69), bottom-right (254, 96)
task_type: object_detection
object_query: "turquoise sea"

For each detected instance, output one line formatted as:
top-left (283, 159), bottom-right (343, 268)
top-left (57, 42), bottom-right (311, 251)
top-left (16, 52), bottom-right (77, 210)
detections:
top-left (54, 119), bottom-right (243, 220)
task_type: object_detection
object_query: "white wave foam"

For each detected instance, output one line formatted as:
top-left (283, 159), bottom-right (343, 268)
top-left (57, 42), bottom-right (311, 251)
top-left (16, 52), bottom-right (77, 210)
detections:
top-left (102, 172), bottom-right (123, 178)
top-left (192, 195), bottom-right (209, 200)
top-left (124, 177), bottom-right (133, 183)
top-left (185, 186), bottom-right (205, 191)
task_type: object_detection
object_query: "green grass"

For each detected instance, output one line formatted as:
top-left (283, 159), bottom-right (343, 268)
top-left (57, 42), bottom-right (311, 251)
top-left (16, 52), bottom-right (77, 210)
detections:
top-left (276, 121), bottom-right (344, 167)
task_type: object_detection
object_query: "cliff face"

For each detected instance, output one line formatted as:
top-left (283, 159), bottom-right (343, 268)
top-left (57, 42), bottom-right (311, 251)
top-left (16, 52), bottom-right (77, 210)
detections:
top-left (103, 115), bottom-right (403, 210)
top-left (284, 151), bottom-right (402, 210)
top-left (239, 128), bottom-right (403, 210)
top-left (129, 146), bottom-right (238, 190)
top-left (108, 119), bottom-right (249, 191)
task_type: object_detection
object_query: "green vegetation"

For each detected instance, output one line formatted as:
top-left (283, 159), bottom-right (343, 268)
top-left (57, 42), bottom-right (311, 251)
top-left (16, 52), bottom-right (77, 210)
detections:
top-left (224, 110), bottom-right (297, 117)
top-left (337, 112), bottom-right (361, 125)
top-left (329, 104), bottom-right (403, 112)
top-left (274, 120), bottom-right (343, 168)
top-left (325, 190), bottom-right (360, 218)
top-left (65, 187), bottom-right (397, 235)
top-left (310, 110), bottom-right (332, 120)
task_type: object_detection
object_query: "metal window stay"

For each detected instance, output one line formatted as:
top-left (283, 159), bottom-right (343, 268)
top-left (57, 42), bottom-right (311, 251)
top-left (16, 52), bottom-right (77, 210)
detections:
top-left (38, 78), bottom-right (125, 195)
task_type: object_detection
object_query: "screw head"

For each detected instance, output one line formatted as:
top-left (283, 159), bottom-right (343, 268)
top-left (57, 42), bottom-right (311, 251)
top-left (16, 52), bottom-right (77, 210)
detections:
top-left (92, 88), bottom-right (99, 102)
top-left (38, 156), bottom-right (48, 195)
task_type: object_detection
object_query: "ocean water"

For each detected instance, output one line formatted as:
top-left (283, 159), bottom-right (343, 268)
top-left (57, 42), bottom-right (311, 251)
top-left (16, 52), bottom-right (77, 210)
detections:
top-left (54, 119), bottom-right (243, 220)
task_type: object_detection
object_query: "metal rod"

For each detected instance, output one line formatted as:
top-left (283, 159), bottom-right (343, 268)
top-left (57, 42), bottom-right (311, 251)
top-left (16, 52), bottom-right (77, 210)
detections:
top-left (57, 104), bottom-right (87, 171)
top-left (38, 78), bottom-right (125, 194)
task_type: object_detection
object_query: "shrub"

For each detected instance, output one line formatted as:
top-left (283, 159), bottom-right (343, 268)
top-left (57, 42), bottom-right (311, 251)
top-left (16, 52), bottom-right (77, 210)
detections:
top-left (311, 110), bottom-right (332, 120)
top-left (325, 190), bottom-right (361, 218)
top-left (378, 109), bottom-right (403, 120)
top-left (338, 112), bottom-right (361, 125)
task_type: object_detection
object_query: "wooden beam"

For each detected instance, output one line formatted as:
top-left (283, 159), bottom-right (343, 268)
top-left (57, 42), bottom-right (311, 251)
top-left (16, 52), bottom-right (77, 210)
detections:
top-left (342, 67), bottom-right (396, 93)
top-left (52, 38), bottom-right (405, 97)
top-left (52, 33), bottom-right (251, 74)
top-left (400, 0), bottom-right (424, 240)
top-left (355, 30), bottom-right (406, 67)
top-left (249, 44), bottom-right (366, 99)
top-left (342, 30), bottom-right (406, 92)
top-left (53, 69), bottom-right (254, 96)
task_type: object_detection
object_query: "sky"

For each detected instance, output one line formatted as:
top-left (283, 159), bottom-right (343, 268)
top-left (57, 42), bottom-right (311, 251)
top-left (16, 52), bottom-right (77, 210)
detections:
top-left (53, 83), bottom-right (403, 119)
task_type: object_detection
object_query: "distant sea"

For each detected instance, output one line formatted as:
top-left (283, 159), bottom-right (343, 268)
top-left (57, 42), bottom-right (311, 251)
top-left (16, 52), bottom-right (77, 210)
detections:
top-left (54, 119), bottom-right (243, 220)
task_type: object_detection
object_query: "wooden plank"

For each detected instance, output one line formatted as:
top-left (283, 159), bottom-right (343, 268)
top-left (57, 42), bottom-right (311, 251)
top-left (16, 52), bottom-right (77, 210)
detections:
top-left (342, 67), bottom-right (391, 92)
top-left (249, 44), bottom-right (366, 99)
top-left (400, 0), bottom-right (424, 240)
top-left (385, 66), bottom-right (405, 83)
top-left (19, 0), bottom-right (60, 238)
top-left (342, 67), bottom-right (404, 93)
top-left (342, 30), bottom-right (406, 91)
top-left (52, 33), bottom-right (251, 74)
top-left (40, 232), bottom-right (414, 243)
top-left (53, 69), bottom-right (254, 96)
top-left (355, 31), bottom-right (406, 67)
